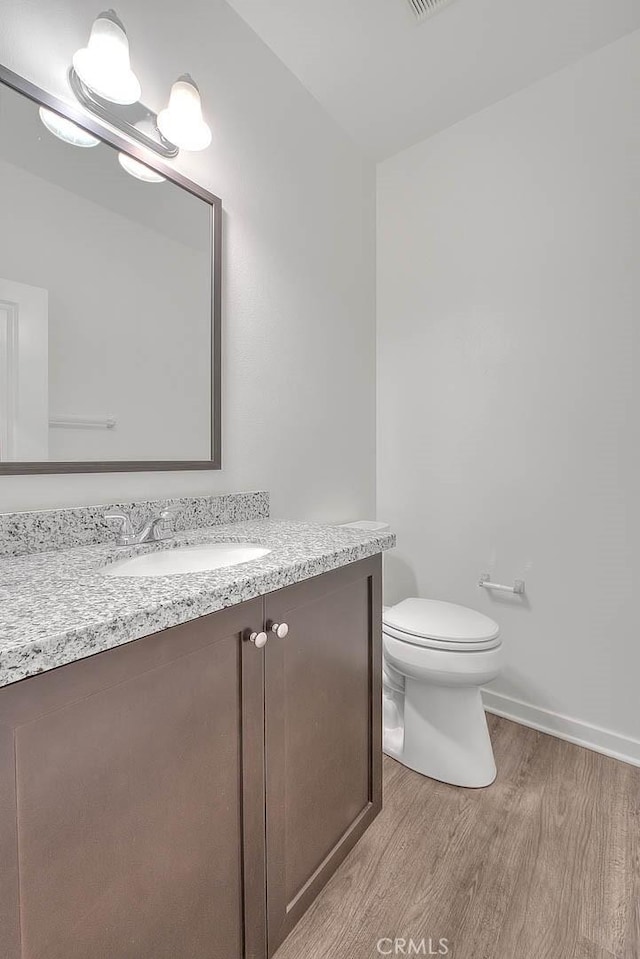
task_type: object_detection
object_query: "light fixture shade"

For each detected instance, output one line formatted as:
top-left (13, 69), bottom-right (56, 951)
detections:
top-left (118, 152), bottom-right (165, 183)
top-left (72, 10), bottom-right (141, 105)
top-left (39, 107), bottom-right (100, 148)
top-left (157, 75), bottom-right (211, 151)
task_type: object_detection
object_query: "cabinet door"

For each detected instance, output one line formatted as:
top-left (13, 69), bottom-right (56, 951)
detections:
top-left (0, 599), bottom-right (266, 959)
top-left (264, 556), bottom-right (382, 954)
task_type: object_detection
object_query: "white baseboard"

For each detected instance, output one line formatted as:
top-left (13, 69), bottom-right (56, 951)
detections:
top-left (482, 689), bottom-right (640, 768)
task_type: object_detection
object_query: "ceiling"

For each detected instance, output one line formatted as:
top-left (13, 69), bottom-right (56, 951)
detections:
top-left (225, 0), bottom-right (640, 159)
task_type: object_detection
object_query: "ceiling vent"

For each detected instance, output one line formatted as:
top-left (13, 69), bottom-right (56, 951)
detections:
top-left (405, 0), bottom-right (455, 22)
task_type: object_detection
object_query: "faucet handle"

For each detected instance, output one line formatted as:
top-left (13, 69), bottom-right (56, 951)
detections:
top-left (104, 511), bottom-right (135, 536)
top-left (156, 505), bottom-right (180, 530)
top-left (143, 505), bottom-right (180, 543)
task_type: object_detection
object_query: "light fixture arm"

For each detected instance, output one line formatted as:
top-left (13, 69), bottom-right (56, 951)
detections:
top-left (68, 67), bottom-right (178, 158)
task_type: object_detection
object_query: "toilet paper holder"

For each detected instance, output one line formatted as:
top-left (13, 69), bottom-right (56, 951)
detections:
top-left (478, 573), bottom-right (525, 595)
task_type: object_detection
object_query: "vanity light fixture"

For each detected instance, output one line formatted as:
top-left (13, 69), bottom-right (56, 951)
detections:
top-left (157, 75), bottom-right (212, 152)
top-left (117, 151), bottom-right (165, 182)
top-left (38, 107), bottom-right (100, 147)
top-left (65, 10), bottom-right (212, 161)
top-left (72, 10), bottom-right (141, 105)
top-left (116, 118), bottom-right (165, 181)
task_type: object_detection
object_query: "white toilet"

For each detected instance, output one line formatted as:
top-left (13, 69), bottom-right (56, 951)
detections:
top-left (383, 598), bottom-right (503, 788)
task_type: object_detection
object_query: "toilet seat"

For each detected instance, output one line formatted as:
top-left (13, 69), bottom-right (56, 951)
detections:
top-left (383, 623), bottom-right (501, 652)
top-left (383, 598), bottom-right (501, 652)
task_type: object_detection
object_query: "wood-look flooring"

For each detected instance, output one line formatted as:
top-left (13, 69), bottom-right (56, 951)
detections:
top-left (274, 716), bottom-right (640, 959)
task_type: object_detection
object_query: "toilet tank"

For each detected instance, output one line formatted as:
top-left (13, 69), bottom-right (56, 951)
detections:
top-left (337, 520), bottom-right (391, 533)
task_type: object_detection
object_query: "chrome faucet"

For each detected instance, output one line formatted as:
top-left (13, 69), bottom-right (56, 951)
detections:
top-left (104, 507), bottom-right (179, 546)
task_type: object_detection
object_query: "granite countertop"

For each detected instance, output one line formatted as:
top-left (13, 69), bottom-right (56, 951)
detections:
top-left (0, 519), bottom-right (395, 688)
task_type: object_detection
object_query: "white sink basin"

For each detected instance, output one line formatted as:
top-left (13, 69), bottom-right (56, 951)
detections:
top-left (103, 543), bottom-right (271, 578)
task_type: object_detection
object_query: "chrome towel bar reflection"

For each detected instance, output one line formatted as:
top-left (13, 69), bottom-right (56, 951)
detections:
top-left (49, 414), bottom-right (116, 430)
top-left (478, 573), bottom-right (525, 595)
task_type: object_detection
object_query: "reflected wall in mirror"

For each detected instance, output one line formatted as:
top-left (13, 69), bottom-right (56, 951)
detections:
top-left (0, 66), bottom-right (221, 473)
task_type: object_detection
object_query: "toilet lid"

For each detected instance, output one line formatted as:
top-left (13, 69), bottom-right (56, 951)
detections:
top-left (383, 598), bottom-right (500, 646)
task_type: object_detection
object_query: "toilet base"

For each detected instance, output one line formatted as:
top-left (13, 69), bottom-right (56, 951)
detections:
top-left (383, 688), bottom-right (404, 759)
top-left (385, 681), bottom-right (497, 788)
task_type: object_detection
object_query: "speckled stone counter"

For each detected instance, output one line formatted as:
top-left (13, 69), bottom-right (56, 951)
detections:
top-left (0, 519), bottom-right (395, 688)
top-left (0, 490), bottom-right (270, 557)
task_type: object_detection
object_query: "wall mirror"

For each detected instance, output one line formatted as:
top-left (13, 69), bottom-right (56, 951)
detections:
top-left (0, 65), bottom-right (221, 474)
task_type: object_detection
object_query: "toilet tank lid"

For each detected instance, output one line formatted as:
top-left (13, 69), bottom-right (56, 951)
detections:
top-left (338, 520), bottom-right (390, 532)
top-left (383, 598), bottom-right (500, 643)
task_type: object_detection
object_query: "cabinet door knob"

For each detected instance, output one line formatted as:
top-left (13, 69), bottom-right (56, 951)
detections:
top-left (249, 631), bottom-right (268, 648)
top-left (270, 622), bottom-right (289, 639)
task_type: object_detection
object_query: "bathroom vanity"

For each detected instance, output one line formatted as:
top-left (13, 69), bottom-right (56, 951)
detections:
top-left (0, 54), bottom-right (393, 959)
top-left (0, 494), bottom-right (394, 959)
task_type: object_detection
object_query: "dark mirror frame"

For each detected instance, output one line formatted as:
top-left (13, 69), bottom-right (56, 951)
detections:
top-left (0, 63), bottom-right (222, 475)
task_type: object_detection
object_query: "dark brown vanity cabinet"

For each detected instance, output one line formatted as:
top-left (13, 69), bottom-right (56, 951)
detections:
top-left (0, 555), bottom-right (381, 959)
top-left (0, 598), bottom-right (264, 959)
top-left (264, 558), bottom-right (382, 954)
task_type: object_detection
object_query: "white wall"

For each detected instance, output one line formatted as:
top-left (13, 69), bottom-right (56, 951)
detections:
top-left (378, 31), bottom-right (640, 759)
top-left (0, 0), bottom-right (376, 520)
